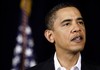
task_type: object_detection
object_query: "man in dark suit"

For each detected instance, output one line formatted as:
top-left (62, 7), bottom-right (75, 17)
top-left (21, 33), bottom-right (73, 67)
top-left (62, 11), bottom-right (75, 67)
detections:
top-left (28, 2), bottom-right (100, 70)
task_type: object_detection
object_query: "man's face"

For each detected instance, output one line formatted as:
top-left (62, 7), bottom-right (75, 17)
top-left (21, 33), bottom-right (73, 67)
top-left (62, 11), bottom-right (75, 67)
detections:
top-left (52, 7), bottom-right (86, 53)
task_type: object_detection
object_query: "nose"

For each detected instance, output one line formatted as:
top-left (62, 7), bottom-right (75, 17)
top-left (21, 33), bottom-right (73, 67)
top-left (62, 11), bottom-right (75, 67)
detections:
top-left (71, 23), bottom-right (81, 33)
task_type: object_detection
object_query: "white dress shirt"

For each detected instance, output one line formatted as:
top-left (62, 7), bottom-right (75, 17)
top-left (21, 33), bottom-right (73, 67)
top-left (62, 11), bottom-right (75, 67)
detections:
top-left (54, 53), bottom-right (81, 70)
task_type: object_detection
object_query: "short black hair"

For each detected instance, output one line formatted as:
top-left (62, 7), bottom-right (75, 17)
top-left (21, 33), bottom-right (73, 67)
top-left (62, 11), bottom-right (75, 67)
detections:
top-left (45, 2), bottom-right (79, 30)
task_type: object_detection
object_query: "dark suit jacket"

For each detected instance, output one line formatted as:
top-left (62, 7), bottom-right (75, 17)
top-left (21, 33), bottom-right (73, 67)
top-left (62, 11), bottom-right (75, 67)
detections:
top-left (27, 57), bottom-right (100, 70)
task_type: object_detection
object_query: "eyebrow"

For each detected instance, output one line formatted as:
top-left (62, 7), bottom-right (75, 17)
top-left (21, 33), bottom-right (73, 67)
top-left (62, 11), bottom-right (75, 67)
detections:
top-left (61, 17), bottom-right (83, 24)
top-left (77, 17), bottom-right (83, 20)
top-left (61, 19), bottom-right (72, 24)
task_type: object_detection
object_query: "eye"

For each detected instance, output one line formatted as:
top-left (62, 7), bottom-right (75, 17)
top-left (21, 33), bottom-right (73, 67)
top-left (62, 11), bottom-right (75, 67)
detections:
top-left (63, 22), bottom-right (70, 26)
top-left (78, 20), bottom-right (84, 25)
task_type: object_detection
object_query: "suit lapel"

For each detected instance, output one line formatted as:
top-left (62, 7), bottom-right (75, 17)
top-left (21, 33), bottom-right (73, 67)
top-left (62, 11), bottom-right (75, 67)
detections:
top-left (81, 60), bottom-right (96, 70)
top-left (41, 57), bottom-right (98, 70)
top-left (41, 57), bottom-right (55, 70)
top-left (81, 61), bottom-right (89, 70)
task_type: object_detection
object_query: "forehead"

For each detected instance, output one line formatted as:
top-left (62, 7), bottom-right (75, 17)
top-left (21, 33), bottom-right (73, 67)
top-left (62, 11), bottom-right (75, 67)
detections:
top-left (56, 7), bottom-right (82, 19)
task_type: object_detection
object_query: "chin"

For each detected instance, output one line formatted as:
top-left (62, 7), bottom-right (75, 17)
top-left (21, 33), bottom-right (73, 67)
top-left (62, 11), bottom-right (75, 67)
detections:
top-left (74, 47), bottom-right (84, 53)
top-left (71, 46), bottom-right (84, 53)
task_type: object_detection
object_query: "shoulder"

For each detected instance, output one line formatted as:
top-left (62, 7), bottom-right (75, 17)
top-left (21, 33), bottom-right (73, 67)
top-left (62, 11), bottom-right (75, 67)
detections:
top-left (82, 61), bottom-right (100, 70)
top-left (90, 64), bottom-right (100, 69)
top-left (87, 64), bottom-right (100, 70)
top-left (27, 57), bottom-right (54, 70)
top-left (27, 61), bottom-right (47, 70)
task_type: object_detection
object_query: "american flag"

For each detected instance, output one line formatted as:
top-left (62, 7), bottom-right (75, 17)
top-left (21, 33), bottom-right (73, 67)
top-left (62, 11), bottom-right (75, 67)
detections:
top-left (11, 25), bottom-right (36, 70)
top-left (11, 0), bottom-right (36, 70)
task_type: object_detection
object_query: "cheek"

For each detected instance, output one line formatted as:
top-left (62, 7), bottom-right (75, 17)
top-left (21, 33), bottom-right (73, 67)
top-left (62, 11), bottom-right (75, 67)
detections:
top-left (81, 26), bottom-right (86, 33)
top-left (53, 31), bottom-right (63, 41)
top-left (82, 28), bottom-right (86, 37)
top-left (53, 26), bottom-right (71, 40)
top-left (54, 30), bottom-right (70, 43)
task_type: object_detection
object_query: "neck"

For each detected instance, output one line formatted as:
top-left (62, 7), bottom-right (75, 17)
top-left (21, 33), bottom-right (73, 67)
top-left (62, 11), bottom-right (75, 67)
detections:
top-left (56, 50), bottom-right (80, 70)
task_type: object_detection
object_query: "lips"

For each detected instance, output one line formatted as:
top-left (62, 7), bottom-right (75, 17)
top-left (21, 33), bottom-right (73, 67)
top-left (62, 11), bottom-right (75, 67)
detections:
top-left (71, 35), bottom-right (83, 43)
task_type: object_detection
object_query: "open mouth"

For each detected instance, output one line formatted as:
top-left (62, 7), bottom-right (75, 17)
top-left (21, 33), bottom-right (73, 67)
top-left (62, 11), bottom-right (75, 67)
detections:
top-left (71, 35), bottom-right (83, 43)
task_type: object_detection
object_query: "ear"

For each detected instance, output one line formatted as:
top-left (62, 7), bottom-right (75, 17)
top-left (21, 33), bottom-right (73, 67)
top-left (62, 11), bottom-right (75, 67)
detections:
top-left (44, 29), bottom-right (54, 43)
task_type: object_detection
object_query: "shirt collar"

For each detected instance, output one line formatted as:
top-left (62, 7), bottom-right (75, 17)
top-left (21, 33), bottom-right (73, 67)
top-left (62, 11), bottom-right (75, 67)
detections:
top-left (54, 52), bottom-right (81, 70)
